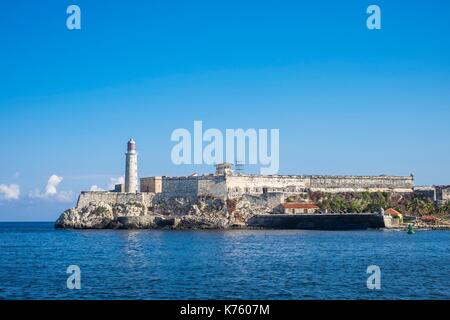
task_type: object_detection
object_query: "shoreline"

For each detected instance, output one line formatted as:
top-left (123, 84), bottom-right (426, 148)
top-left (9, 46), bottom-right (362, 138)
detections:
top-left (2, 221), bottom-right (450, 231)
top-left (388, 223), bottom-right (450, 231)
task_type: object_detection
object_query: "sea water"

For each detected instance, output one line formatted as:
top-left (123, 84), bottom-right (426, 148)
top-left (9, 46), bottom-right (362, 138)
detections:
top-left (0, 222), bottom-right (449, 300)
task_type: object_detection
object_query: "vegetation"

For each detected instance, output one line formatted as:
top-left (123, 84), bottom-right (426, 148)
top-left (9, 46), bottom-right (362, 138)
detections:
top-left (310, 192), bottom-right (411, 214)
top-left (407, 198), bottom-right (436, 216)
top-left (438, 201), bottom-right (450, 215)
top-left (310, 191), bottom-right (450, 218)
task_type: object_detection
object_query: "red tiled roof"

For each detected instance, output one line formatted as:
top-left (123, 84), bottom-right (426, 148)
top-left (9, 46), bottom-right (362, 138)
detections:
top-left (282, 203), bottom-right (319, 209)
top-left (385, 208), bottom-right (402, 216)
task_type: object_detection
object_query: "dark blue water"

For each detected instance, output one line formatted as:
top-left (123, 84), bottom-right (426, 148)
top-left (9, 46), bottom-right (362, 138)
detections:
top-left (0, 222), bottom-right (449, 300)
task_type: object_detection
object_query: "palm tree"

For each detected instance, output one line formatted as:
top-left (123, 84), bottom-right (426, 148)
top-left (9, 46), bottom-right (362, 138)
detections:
top-left (439, 201), bottom-right (450, 215)
top-left (407, 198), bottom-right (436, 216)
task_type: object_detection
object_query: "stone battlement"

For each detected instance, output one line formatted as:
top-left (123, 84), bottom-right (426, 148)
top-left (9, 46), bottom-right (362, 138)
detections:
top-left (76, 191), bottom-right (153, 209)
top-left (140, 173), bottom-right (414, 199)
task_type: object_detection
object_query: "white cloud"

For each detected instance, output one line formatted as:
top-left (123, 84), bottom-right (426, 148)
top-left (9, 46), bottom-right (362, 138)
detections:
top-left (29, 175), bottom-right (73, 203)
top-left (90, 185), bottom-right (105, 192)
top-left (108, 176), bottom-right (124, 190)
top-left (45, 175), bottom-right (63, 196)
top-left (0, 184), bottom-right (20, 200)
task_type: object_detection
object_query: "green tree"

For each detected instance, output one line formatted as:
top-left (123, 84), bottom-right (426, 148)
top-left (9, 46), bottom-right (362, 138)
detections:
top-left (407, 198), bottom-right (436, 216)
top-left (438, 201), bottom-right (450, 215)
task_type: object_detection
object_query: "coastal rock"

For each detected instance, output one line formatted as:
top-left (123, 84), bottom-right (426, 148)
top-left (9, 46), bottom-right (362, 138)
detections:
top-left (55, 203), bottom-right (114, 229)
top-left (55, 195), bottom-right (235, 230)
top-left (108, 216), bottom-right (157, 229)
top-left (55, 201), bottom-right (150, 229)
top-left (227, 195), bottom-right (273, 225)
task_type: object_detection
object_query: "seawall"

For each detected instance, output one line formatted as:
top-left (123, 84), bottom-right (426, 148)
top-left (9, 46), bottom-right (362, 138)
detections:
top-left (246, 213), bottom-right (385, 230)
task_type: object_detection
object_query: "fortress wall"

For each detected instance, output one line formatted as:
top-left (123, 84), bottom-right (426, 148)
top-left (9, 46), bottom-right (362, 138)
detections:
top-left (225, 175), bottom-right (310, 198)
top-left (310, 187), bottom-right (414, 193)
top-left (76, 192), bottom-right (153, 209)
top-left (224, 175), bottom-right (413, 197)
top-left (436, 186), bottom-right (450, 202)
top-left (161, 177), bottom-right (200, 197)
top-left (309, 176), bottom-right (414, 193)
top-left (198, 176), bottom-right (227, 198)
top-left (140, 177), bottom-right (162, 193)
top-left (444, 189), bottom-right (450, 201)
top-left (160, 175), bottom-right (227, 198)
top-left (413, 186), bottom-right (450, 206)
top-left (138, 174), bottom-right (414, 201)
top-left (414, 186), bottom-right (436, 201)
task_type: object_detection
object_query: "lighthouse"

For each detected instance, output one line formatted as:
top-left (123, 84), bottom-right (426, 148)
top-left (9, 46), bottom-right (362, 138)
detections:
top-left (125, 138), bottom-right (138, 193)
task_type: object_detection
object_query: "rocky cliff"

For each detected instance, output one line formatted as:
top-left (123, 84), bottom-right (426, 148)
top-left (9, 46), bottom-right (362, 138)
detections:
top-left (55, 194), bottom-right (275, 229)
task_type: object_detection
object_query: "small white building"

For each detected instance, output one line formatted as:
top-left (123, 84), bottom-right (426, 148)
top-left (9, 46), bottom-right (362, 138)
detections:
top-left (282, 203), bottom-right (320, 214)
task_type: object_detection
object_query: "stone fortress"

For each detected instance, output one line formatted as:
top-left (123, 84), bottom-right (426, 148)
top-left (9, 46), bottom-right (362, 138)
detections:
top-left (140, 164), bottom-right (415, 199)
top-left (77, 139), bottom-right (417, 206)
top-left (57, 139), bottom-right (450, 229)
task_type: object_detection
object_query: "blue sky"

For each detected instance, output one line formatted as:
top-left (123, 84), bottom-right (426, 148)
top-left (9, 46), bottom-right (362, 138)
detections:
top-left (1, 0), bottom-right (450, 221)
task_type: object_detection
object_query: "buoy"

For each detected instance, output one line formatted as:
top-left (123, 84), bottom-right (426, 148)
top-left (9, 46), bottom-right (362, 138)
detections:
top-left (407, 224), bottom-right (415, 235)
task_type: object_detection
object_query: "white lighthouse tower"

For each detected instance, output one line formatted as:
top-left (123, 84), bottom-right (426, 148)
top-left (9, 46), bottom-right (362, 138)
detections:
top-left (125, 138), bottom-right (138, 193)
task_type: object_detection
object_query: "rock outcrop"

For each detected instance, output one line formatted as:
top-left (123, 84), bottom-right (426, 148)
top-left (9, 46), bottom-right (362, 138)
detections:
top-left (55, 195), bottom-right (262, 230)
top-left (55, 192), bottom-right (391, 230)
top-left (55, 200), bottom-right (147, 229)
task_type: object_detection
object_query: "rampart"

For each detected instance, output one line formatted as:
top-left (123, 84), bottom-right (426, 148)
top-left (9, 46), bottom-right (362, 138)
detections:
top-left (159, 175), bottom-right (227, 198)
top-left (140, 174), bottom-right (414, 200)
top-left (436, 186), bottom-right (450, 202)
top-left (75, 174), bottom-right (414, 211)
top-left (76, 191), bottom-right (153, 209)
top-left (224, 174), bottom-right (413, 198)
top-left (309, 175), bottom-right (414, 193)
